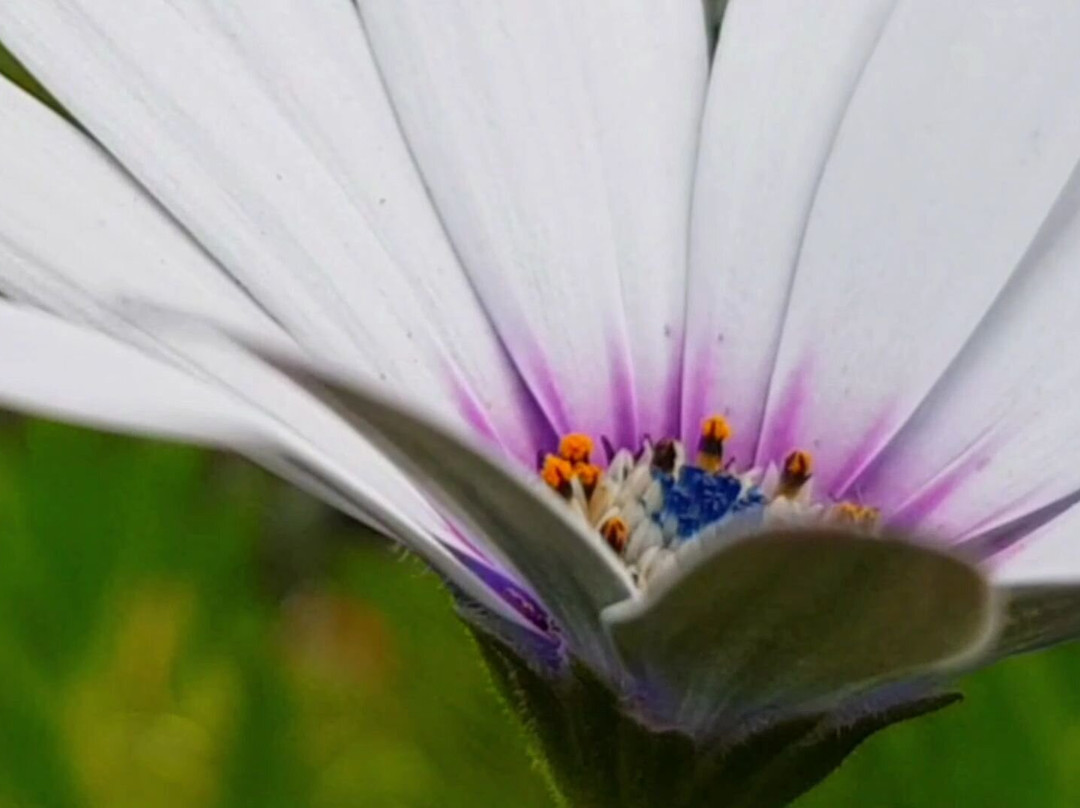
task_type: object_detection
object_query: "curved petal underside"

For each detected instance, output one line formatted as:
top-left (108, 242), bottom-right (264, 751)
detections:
top-left (602, 528), bottom-right (994, 737)
top-left (245, 341), bottom-right (638, 674)
top-left (0, 301), bottom-right (258, 443)
top-left (0, 301), bottom-right (543, 633)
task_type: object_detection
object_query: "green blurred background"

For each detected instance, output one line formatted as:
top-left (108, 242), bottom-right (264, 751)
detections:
top-left (5, 422), bottom-right (1080, 808)
top-left (4, 40), bottom-right (1080, 808)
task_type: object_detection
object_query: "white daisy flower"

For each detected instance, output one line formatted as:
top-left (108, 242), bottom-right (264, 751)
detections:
top-left (1, 2), bottom-right (1080, 804)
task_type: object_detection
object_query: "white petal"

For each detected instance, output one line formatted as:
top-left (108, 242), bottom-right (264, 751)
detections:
top-left (359, 1), bottom-right (707, 445)
top-left (750, 2), bottom-right (1080, 496)
top-left (0, 62), bottom-right (547, 632)
top-left (0, 1), bottom-right (543, 460)
top-left (993, 502), bottom-right (1080, 584)
top-left (683, 0), bottom-right (896, 459)
top-left (0, 76), bottom-right (274, 337)
top-left (246, 340), bottom-right (638, 674)
top-left (117, 313), bottom-right (470, 550)
top-left (849, 163), bottom-right (1080, 543)
top-left (561, 1), bottom-right (708, 436)
top-left (0, 301), bottom-right (257, 443)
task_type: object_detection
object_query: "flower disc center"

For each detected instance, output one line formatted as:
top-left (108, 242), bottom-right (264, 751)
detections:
top-left (538, 417), bottom-right (880, 588)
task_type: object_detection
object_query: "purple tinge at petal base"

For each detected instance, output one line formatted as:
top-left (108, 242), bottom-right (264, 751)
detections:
top-left (446, 544), bottom-right (559, 639)
top-left (446, 365), bottom-right (557, 468)
top-left (753, 363), bottom-right (813, 471)
top-left (885, 449), bottom-right (995, 533)
top-left (956, 488), bottom-right (1080, 565)
top-left (517, 344), bottom-right (641, 455)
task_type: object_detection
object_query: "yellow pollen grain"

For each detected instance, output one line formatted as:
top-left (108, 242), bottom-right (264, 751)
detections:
top-left (540, 455), bottom-right (574, 494)
top-left (558, 433), bottom-right (594, 464)
top-left (701, 415), bottom-right (733, 443)
top-left (834, 502), bottom-right (862, 520)
top-left (600, 517), bottom-right (629, 554)
top-left (832, 502), bottom-right (879, 526)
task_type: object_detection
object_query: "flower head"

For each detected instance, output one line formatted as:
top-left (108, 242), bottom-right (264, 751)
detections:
top-left (2, 1), bottom-right (1080, 803)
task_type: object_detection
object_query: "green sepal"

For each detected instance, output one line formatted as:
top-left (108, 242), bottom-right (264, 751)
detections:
top-left (473, 630), bottom-right (960, 808)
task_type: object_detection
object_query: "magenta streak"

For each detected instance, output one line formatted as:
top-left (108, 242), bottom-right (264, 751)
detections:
top-left (886, 454), bottom-right (987, 533)
top-left (680, 344), bottom-right (771, 469)
top-left (440, 347), bottom-right (558, 468)
top-left (634, 323), bottom-right (684, 443)
top-left (608, 338), bottom-right (641, 451)
top-left (665, 326), bottom-right (688, 442)
top-left (679, 342), bottom-right (717, 449)
top-left (636, 349), bottom-right (683, 443)
top-left (656, 358), bottom-right (684, 442)
top-left (956, 487), bottom-right (1080, 564)
top-left (958, 486), bottom-right (1038, 540)
top-left (521, 352), bottom-right (574, 437)
top-left (443, 521), bottom-right (557, 636)
top-left (754, 363), bottom-right (810, 468)
top-left (451, 382), bottom-right (504, 447)
top-left (449, 374), bottom-right (557, 468)
top-left (827, 409), bottom-right (900, 500)
top-left (866, 422), bottom-right (1004, 530)
top-left (513, 342), bottom-right (639, 452)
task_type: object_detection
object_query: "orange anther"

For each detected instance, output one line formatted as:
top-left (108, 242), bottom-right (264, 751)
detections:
top-left (558, 433), bottom-right (594, 464)
top-left (700, 415), bottom-right (733, 443)
top-left (600, 517), bottom-right (629, 554)
top-left (540, 455), bottom-right (574, 496)
top-left (697, 415), bottom-right (732, 474)
top-left (784, 450), bottom-right (813, 480)
top-left (573, 462), bottom-right (602, 496)
top-left (776, 449), bottom-right (814, 498)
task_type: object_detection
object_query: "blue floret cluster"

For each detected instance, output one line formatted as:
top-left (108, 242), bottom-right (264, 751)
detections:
top-left (652, 465), bottom-right (765, 541)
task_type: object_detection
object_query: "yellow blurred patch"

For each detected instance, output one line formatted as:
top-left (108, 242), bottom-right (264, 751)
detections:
top-left (277, 591), bottom-right (435, 805)
top-left (278, 590), bottom-right (395, 690)
top-left (62, 584), bottom-right (239, 808)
